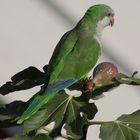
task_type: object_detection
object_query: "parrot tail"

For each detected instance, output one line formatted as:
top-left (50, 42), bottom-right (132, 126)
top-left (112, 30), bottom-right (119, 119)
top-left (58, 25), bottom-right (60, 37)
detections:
top-left (17, 79), bottom-right (77, 124)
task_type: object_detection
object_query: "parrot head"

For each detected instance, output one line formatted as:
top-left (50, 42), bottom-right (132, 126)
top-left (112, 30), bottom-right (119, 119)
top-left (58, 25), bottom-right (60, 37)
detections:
top-left (80, 4), bottom-right (115, 32)
top-left (87, 4), bottom-right (114, 27)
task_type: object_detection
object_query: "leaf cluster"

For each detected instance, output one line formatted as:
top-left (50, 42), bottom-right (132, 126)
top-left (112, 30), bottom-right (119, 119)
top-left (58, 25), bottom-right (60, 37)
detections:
top-left (0, 66), bottom-right (140, 140)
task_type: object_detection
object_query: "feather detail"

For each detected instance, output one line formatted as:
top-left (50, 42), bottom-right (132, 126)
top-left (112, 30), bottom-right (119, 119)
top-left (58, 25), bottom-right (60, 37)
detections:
top-left (17, 79), bottom-right (77, 124)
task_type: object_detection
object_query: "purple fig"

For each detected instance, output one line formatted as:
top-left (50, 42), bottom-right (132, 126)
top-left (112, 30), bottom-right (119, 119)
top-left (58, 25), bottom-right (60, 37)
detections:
top-left (93, 62), bottom-right (119, 86)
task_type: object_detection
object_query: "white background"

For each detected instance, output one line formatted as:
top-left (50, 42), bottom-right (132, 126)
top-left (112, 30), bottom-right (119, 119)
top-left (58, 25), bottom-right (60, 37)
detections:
top-left (0, 0), bottom-right (140, 139)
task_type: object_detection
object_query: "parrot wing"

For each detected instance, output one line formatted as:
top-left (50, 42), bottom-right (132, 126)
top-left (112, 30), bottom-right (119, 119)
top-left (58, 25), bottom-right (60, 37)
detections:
top-left (17, 29), bottom-right (79, 124)
top-left (47, 29), bottom-right (78, 85)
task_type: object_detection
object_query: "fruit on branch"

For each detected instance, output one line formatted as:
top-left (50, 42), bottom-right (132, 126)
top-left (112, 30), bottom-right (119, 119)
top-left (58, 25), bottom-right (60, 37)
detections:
top-left (83, 62), bottom-right (118, 92)
top-left (92, 62), bottom-right (119, 87)
top-left (83, 78), bottom-right (95, 92)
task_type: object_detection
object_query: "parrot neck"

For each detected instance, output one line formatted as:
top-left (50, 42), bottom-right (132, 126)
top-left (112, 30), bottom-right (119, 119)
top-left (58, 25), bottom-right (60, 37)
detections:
top-left (94, 21), bottom-right (104, 43)
top-left (77, 15), bottom-right (110, 44)
top-left (94, 16), bottom-right (110, 43)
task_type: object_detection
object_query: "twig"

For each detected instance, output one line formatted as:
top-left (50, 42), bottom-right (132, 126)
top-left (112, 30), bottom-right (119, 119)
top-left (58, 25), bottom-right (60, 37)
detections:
top-left (41, 127), bottom-right (68, 139)
top-left (88, 121), bottom-right (112, 126)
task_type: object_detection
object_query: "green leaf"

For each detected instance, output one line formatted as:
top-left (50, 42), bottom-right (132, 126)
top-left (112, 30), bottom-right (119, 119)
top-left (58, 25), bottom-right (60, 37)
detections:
top-left (0, 66), bottom-right (46, 95)
top-left (0, 101), bottom-right (29, 128)
top-left (100, 110), bottom-right (140, 140)
top-left (33, 134), bottom-right (53, 140)
top-left (5, 135), bottom-right (30, 140)
top-left (0, 99), bottom-right (34, 128)
top-left (0, 89), bottom-right (43, 128)
top-left (23, 91), bottom-right (97, 139)
top-left (0, 101), bottom-right (26, 119)
top-left (4, 134), bottom-right (52, 140)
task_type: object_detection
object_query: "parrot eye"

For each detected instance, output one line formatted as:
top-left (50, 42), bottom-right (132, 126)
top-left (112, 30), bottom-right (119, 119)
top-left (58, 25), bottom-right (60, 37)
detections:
top-left (107, 13), bottom-right (111, 17)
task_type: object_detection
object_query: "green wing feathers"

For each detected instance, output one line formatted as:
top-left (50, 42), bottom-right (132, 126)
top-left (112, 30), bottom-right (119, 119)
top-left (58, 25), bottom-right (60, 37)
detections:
top-left (47, 30), bottom-right (78, 85)
top-left (17, 95), bottom-right (47, 124)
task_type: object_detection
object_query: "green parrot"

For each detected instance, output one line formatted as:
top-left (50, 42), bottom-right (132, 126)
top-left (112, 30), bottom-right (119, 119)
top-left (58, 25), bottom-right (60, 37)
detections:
top-left (17, 4), bottom-right (115, 124)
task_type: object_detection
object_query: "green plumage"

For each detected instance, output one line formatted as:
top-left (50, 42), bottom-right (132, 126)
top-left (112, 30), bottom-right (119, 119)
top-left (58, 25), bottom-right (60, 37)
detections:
top-left (17, 4), bottom-right (114, 124)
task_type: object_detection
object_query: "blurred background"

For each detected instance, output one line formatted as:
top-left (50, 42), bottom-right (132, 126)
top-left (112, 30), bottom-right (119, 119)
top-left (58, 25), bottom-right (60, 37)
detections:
top-left (0, 0), bottom-right (140, 139)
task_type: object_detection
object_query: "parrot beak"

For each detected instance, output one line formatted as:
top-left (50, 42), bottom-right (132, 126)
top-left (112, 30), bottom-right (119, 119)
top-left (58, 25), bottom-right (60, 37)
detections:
top-left (110, 16), bottom-right (114, 27)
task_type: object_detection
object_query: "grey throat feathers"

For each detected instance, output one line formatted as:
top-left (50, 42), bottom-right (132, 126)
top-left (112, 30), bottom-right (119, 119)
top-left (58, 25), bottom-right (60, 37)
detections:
top-left (94, 16), bottom-right (111, 44)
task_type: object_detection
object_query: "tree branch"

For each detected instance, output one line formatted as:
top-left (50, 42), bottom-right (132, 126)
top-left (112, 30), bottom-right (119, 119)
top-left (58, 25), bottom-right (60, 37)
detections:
top-left (88, 121), bottom-right (112, 126)
top-left (80, 125), bottom-right (88, 140)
